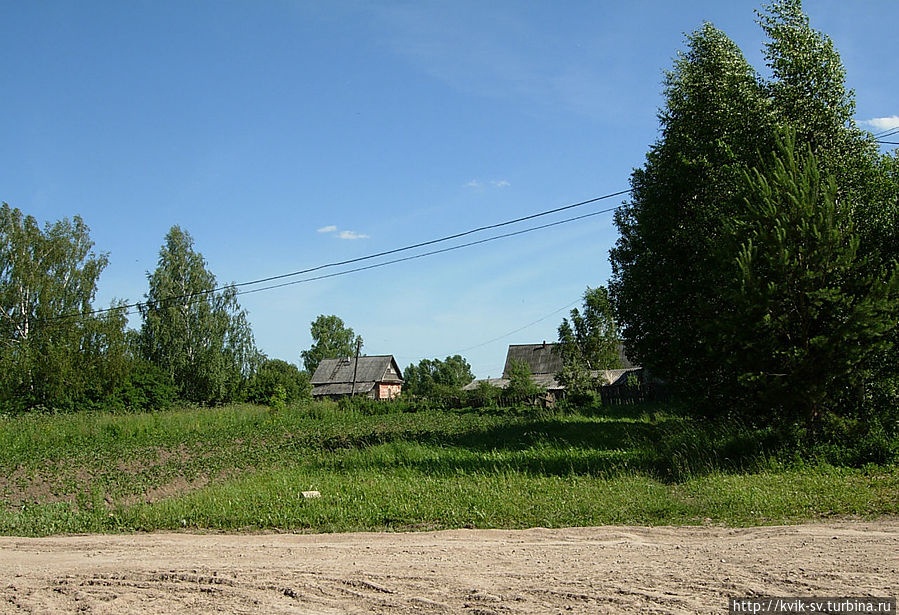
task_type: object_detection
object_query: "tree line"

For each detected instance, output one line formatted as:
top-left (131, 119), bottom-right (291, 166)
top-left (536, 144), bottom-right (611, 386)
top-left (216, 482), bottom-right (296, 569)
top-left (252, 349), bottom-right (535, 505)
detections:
top-left (0, 201), bottom-right (490, 414)
top-left (0, 215), bottom-right (317, 413)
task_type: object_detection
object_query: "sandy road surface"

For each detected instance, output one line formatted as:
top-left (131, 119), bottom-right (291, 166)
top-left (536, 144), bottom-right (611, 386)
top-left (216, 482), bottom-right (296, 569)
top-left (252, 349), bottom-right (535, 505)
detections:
top-left (1, 522), bottom-right (896, 614)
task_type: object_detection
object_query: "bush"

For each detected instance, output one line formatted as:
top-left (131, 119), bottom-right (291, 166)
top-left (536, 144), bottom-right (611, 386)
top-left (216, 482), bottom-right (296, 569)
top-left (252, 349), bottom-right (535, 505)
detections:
top-left (105, 360), bottom-right (178, 413)
top-left (267, 384), bottom-right (288, 414)
top-left (504, 360), bottom-right (544, 399)
top-left (245, 359), bottom-right (310, 406)
top-left (463, 380), bottom-right (501, 409)
top-left (557, 390), bottom-right (601, 413)
top-left (336, 395), bottom-right (414, 415)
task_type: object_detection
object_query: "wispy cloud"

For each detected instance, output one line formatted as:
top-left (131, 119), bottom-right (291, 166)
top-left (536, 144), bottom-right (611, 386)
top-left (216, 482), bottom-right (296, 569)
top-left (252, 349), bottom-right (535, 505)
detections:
top-left (317, 225), bottom-right (369, 239)
top-left (369, 4), bottom-right (623, 121)
top-left (464, 178), bottom-right (510, 189)
top-left (338, 230), bottom-right (370, 240)
top-left (861, 116), bottom-right (899, 131)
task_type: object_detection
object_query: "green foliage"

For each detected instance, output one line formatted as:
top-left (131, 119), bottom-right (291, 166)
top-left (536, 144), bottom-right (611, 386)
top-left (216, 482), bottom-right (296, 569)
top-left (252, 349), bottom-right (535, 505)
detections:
top-left (403, 354), bottom-right (475, 401)
top-left (245, 358), bottom-right (311, 407)
top-left (0, 203), bottom-right (131, 412)
top-left (722, 137), bottom-right (899, 432)
top-left (336, 394), bottom-right (416, 415)
top-left (758, 0), bottom-right (859, 165)
top-left (463, 380), bottom-right (501, 409)
top-left (267, 384), bottom-right (288, 414)
top-left (504, 359), bottom-right (545, 399)
top-left (104, 359), bottom-right (178, 413)
top-left (609, 0), bottom-right (899, 437)
top-left (301, 314), bottom-right (362, 374)
top-left (556, 286), bottom-right (620, 392)
top-left (139, 226), bottom-right (259, 405)
top-left (610, 21), bottom-right (771, 402)
top-left (1, 401), bottom-right (895, 535)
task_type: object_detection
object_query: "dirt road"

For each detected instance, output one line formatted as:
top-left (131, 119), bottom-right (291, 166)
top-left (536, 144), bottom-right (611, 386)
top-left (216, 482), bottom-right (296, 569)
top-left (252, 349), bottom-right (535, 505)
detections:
top-left (1, 522), bottom-right (896, 614)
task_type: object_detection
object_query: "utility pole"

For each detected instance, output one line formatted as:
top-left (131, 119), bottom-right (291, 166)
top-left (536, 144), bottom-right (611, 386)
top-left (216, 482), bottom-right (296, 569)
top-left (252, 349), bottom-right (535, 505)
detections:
top-left (351, 337), bottom-right (362, 396)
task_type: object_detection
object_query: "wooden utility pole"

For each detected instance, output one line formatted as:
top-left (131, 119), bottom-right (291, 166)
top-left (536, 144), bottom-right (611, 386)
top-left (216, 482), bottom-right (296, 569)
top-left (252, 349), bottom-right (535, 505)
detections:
top-left (351, 338), bottom-right (362, 396)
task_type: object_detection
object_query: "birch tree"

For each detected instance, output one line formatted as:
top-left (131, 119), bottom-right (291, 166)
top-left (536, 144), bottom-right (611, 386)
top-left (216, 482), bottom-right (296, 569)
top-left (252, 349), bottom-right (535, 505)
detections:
top-left (139, 226), bottom-right (258, 404)
top-left (0, 203), bottom-right (124, 411)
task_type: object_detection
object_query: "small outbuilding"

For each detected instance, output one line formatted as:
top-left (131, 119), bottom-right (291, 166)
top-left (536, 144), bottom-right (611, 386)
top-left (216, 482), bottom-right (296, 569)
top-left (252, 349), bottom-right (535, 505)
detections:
top-left (310, 355), bottom-right (404, 400)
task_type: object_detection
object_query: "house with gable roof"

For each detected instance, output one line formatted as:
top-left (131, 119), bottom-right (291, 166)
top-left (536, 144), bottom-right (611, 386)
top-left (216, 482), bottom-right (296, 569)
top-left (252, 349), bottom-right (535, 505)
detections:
top-left (463, 341), bottom-right (641, 393)
top-left (310, 355), bottom-right (404, 400)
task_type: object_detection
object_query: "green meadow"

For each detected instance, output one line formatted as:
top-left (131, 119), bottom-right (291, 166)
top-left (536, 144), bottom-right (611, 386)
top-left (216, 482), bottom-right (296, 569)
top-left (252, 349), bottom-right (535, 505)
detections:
top-left (1, 401), bottom-right (896, 536)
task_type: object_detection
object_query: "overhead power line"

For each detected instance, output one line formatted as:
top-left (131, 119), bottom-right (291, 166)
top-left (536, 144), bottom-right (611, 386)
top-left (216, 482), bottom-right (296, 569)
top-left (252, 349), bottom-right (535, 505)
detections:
top-left (234, 207), bottom-right (622, 298)
top-left (453, 297), bottom-right (583, 355)
top-left (232, 188), bottom-right (631, 291)
top-left (48, 189), bottom-right (632, 322)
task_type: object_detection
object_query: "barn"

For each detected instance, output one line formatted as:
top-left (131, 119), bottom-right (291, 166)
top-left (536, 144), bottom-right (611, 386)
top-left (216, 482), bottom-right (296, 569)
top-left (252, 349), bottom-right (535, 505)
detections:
top-left (310, 355), bottom-right (404, 400)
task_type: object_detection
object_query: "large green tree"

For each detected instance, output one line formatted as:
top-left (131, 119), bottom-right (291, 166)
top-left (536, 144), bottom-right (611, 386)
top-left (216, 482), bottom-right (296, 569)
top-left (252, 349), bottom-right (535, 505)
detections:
top-left (139, 226), bottom-right (258, 404)
top-left (504, 359), bottom-right (545, 399)
top-left (555, 286), bottom-right (621, 392)
top-left (0, 203), bottom-right (129, 411)
top-left (609, 0), bottom-right (899, 432)
top-left (301, 314), bottom-right (362, 374)
top-left (609, 20), bottom-right (770, 405)
top-left (724, 137), bottom-right (899, 431)
top-left (245, 357), bottom-right (311, 406)
top-left (403, 354), bottom-right (475, 399)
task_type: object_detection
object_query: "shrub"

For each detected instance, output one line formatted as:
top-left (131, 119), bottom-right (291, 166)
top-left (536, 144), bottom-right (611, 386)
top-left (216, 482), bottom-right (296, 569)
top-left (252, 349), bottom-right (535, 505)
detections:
top-left (336, 395), bottom-right (413, 415)
top-left (107, 360), bottom-right (177, 412)
top-left (245, 359), bottom-right (310, 406)
top-left (464, 380), bottom-right (501, 409)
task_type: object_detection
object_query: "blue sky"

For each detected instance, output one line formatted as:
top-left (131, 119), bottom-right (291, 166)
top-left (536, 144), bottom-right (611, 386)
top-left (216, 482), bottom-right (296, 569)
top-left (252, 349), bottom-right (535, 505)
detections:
top-left (3, 1), bottom-right (897, 378)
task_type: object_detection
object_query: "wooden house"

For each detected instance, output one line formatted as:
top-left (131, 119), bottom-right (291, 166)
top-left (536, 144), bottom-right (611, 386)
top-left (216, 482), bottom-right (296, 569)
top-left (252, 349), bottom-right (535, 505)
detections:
top-left (310, 355), bottom-right (404, 400)
top-left (463, 342), bottom-right (640, 393)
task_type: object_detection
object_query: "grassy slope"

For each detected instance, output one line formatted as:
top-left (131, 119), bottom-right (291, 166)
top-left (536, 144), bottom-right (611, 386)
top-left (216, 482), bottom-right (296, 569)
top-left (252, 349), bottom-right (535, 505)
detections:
top-left (0, 402), bottom-right (896, 536)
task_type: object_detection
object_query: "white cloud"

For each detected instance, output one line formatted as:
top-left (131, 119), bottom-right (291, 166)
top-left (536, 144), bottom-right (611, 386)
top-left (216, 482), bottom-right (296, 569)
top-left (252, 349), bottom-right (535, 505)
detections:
top-left (861, 116), bottom-right (899, 131)
top-left (338, 230), bottom-right (370, 240)
top-left (464, 179), bottom-right (510, 189)
top-left (318, 225), bottom-right (369, 239)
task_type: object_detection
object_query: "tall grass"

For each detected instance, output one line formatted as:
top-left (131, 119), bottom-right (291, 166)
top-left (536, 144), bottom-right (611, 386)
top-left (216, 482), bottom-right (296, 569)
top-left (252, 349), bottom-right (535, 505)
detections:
top-left (1, 400), bottom-right (896, 536)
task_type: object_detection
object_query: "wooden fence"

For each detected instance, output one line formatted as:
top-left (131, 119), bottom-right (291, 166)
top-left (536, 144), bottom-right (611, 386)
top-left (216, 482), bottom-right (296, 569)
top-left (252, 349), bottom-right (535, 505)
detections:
top-left (495, 384), bottom-right (668, 408)
top-left (599, 383), bottom-right (668, 405)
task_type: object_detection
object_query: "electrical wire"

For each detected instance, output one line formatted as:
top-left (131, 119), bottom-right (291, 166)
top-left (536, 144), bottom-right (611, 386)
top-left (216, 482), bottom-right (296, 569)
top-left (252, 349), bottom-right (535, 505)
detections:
top-left (453, 297), bottom-right (583, 354)
top-left (872, 127), bottom-right (899, 138)
top-left (46, 191), bottom-right (630, 322)
top-left (234, 207), bottom-right (620, 298)
top-left (395, 296), bottom-right (585, 374)
top-left (45, 124), bottom-right (897, 324)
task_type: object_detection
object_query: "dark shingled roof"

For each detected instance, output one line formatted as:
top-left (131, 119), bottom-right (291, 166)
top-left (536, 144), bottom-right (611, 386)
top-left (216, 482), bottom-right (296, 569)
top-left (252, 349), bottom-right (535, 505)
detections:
top-left (462, 368), bottom-right (642, 392)
top-left (502, 343), bottom-right (563, 378)
top-left (311, 355), bottom-right (403, 385)
top-left (310, 355), bottom-right (403, 397)
top-left (501, 342), bottom-right (636, 378)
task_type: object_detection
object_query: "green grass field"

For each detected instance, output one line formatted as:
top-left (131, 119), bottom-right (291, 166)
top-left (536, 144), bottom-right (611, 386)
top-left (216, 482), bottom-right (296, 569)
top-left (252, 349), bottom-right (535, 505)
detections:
top-left (1, 401), bottom-right (896, 536)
